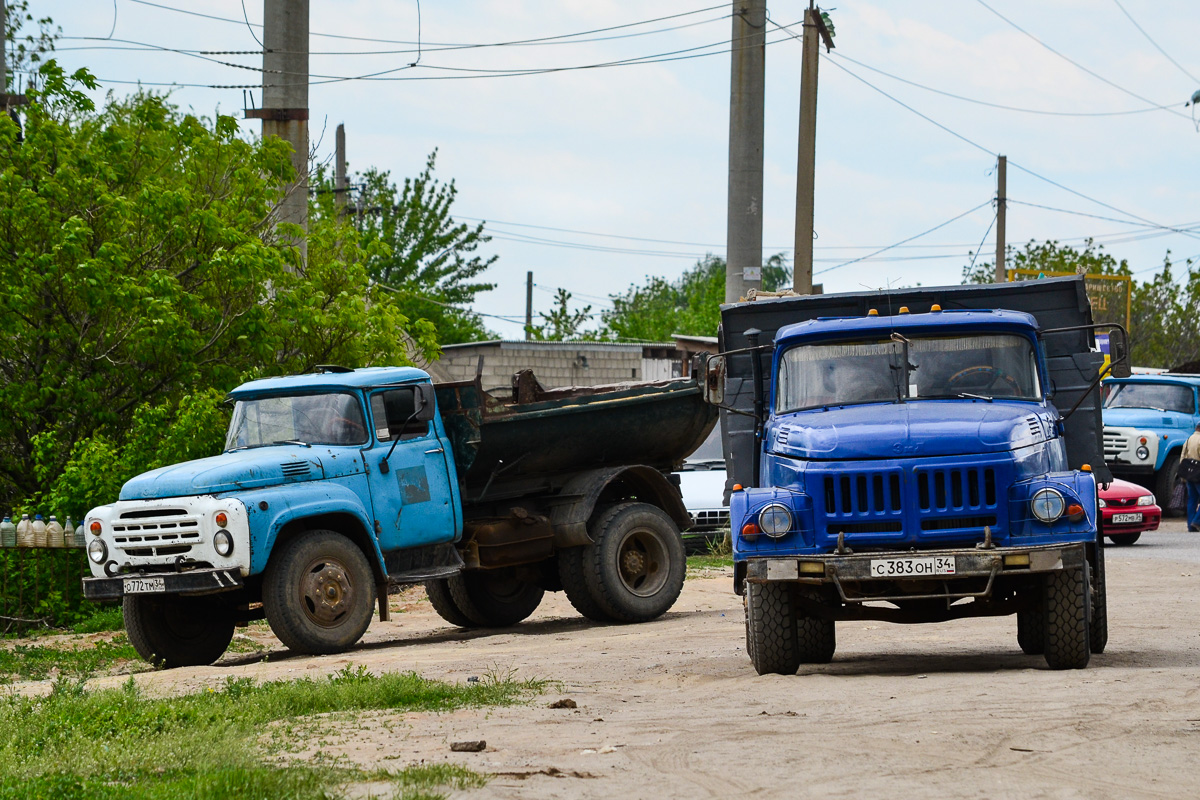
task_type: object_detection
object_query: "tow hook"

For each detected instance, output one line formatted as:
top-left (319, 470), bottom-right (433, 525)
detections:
top-left (976, 525), bottom-right (995, 550)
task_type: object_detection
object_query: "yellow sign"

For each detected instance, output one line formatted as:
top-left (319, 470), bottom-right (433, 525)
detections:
top-left (1007, 269), bottom-right (1131, 330)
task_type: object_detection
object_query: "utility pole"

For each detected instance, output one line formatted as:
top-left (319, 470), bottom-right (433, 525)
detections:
top-left (792, 4), bottom-right (834, 295)
top-left (335, 123), bottom-right (347, 217)
top-left (725, 0), bottom-right (766, 304)
top-left (994, 155), bottom-right (1007, 282)
top-left (247, 0), bottom-right (310, 264)
top-left (525, 271), bottom-right (534, 340)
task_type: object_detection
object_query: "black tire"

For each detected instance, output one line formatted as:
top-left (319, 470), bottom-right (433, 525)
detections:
top-left (793, 588), bottom-right (835, 663)
top-left (425, 577), bottom-right (475, 627)
top-left (123, 595), bottom-right (235, 668)
top-left (447, 568), bottom-right (544, 627)
top-left (557, 546), bottom-right (613, 622)
top-left (1017, 608), bottom-right (1045, 655)
top-left (1107, 532), bottom-right (1141, 546)
top-left (263, 530), bottom-right (377, 655)
top-left (1043, 567), bottom-right (1090, 670)
top-left (1089, 540), bottom-right (1109, 655)
top-left (581, 502), bottom-right (686, 623)
top-left (1156, 451), bottom-right (1185, 517)
top-left (745, 581), bottom-right (800, 675)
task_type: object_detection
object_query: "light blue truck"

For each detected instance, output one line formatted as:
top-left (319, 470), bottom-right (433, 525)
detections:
top-left (1102, 373), bottom-right (1200, 514)
top-left (81, 366), bottom-right (715, 667)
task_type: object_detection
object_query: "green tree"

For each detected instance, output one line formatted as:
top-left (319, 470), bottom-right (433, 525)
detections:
top-left (316, 151), bottom-right (497, 344)
top-left (2, 0), bottom-right (59, 90)
top-left (0, 67), bottom-right (434, 511)
top-left (528, 288), bottom-right (594, 341)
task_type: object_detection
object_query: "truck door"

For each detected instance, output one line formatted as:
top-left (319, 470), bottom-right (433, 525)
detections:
top-left (362, 386), bottom-right (457, 552)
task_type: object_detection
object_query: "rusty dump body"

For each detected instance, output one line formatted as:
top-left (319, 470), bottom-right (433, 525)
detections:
top-left (435, 369), bottom-right (718, 502)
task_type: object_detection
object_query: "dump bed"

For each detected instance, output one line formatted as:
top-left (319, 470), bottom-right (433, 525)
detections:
top-left (718, 276), bottom-right (1109, 495)
top-left (435, 370), bottom-right (717, 499)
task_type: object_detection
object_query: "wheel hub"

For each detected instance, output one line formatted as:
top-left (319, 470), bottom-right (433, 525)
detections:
top-left (616, 528), bottom-right (668, 597)
top-left (301, 560), bottom-right (354, 627)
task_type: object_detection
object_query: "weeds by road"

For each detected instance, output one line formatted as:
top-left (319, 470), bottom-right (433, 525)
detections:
top-left (0, 664), bottom-right (541, 799)
top-left (686, 554), bottom-right (734, 574)
top-left (0, 634), bottom-right (142, 683)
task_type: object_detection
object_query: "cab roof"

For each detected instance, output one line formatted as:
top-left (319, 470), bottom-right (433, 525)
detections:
top-left (1106, 374), bottom-right (1200, 388)
top-left (229, 366), bottom-right (429, 398)
top-left (775, 308), bottom-right (1040, 347)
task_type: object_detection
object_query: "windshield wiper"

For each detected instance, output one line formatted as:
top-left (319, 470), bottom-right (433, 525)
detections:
top-left (273, 439), bottom-right (312, 448)
top-left (957, 392), bottom-right (993, 402)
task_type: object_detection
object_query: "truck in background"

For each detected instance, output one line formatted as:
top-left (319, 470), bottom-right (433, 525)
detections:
top-left (81, 366), bottom-right (715, 667)
top-left (1102, 373), bottom-right (1200, 515)
top-left (705, 276), bottom-right (1125, 673)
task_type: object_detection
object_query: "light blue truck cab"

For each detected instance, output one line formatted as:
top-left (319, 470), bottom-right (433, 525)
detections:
top-left (725, 308), bottom-right (1109, 673)
top-left (1102, 374), bottom-right (1200, 513)
top-left (82, 365), bottom-right (714, 668)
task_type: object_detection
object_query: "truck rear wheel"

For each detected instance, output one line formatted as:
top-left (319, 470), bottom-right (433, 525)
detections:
top-left (745, 581), bottom-right (801, 675)
top-left (425, 578), bottom-right (475, 628)
top-left (1089, 540), bottom-right (1108, 654)
top-left (1043, 567), bottom-right (1090, 670)
top-left (447, 568), bottom-right (544, 627)
top-left (558, 546), bottom-right (614, 622)
top-left (263, 530), bottom-right (376, 655)
top-left (1156, 451), bottom-right (1185, 516)
top-left (582, 502), bottom-right (686, 623)
top-left (123, 595), bottom-right (235, 668)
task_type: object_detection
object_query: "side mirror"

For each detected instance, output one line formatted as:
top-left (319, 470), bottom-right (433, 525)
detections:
top-left (701, 354), bottom-right (726, 406)
top-left (414, 383), bottom-right (437, 422)
top-left (1107, 328), bottom-right (1131, 379)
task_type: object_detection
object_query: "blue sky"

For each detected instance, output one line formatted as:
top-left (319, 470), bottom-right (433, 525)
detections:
top-left (31, 1), bottom-right (1200, 338)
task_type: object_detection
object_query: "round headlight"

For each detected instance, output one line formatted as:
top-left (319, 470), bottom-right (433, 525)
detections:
top-left (1135, 446), bottom-right (1150, 460)
top-left (1031, 488), bottom-right (1066, 523)
top-left (213, 530), bottom-right (234, 557)
top-left (87, 537), bottom-right (107, 564)
top-left (1137, 494), bottom-right (1154, 506)
top-left (757, 503), bottom-right (794, 537)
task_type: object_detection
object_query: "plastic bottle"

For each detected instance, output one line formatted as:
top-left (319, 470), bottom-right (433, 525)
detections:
top-left (46, 515), bottom-right (64, 548)
top-left (0, 516), bottom-right (14, 548)
top-left (16, 513), bottom-right (32, 547)
top-left (64, 516), bottom-right (76, 548)
top-left (32, 514), bottom-right (47, 548)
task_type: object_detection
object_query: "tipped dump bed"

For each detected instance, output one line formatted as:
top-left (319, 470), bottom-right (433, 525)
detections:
top-left (435, 370), bottom-right (717, 493)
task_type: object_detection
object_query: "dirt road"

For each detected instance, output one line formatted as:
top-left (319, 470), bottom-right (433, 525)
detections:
top-left (73, 528), bottom-right (1200, 799)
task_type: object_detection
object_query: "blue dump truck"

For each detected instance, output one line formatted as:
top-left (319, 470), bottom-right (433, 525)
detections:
top-left (1102, 373), bottom-right (1200, 515)
top-left (81, 367), bottom-right (715, 667)
top-left (705, 276), bottom-right (1127, 673)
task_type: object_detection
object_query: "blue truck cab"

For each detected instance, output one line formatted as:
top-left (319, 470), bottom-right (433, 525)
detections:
top-left (711, 279), bottom-right (1122, 674)
top-left (82, 365), bottom-right (715, 668)
top-left (1102, 374), bottom-right (1200, 513)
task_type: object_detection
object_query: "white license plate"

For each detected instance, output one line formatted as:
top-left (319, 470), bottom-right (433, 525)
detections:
top-left (870, 556), bottom-right (956, 578)
top-left (1111, 513), bottom-right (1143, 524)
top-left (123, 577), bottom-right (166, 594)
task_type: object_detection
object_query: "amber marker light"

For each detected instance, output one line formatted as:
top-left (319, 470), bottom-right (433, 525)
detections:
top-left (732, 484), bottom-right (744, 491)
top-left (1067, 503), bottom-right (1086, 522)
top-left (1081, 464), bottom-right (1092, 472)
top-left (89, 521), bottom-right (102, 536)
top-left (215, 511), bottom-right (228, 529)
top-left (741, 522), bottom-right (760, 539)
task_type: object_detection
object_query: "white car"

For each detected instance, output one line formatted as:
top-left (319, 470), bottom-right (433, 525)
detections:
top-left (676, 428), bottom-right (729, 554)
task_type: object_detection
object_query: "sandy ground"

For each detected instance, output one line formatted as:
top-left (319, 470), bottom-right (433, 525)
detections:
top-left (24, 525), bottom-right (1200, 799)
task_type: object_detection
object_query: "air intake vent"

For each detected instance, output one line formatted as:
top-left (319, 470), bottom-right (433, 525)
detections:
top-left (281, 462), bottom-right (311, 478)
top-left (1026, 417), bottom-right (1041, 438)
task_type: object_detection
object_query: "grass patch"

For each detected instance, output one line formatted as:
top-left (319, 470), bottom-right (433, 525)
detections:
top-left (0, 665), bottom-right (537, 799)
top-left (68, 606), bottom-right (125, 635)
top-left (393, 763), bottom-right (489, 800)
top-left (687, 553), bottom-right (734, 573)
top-left (0, 635), bottom-right (142, 683)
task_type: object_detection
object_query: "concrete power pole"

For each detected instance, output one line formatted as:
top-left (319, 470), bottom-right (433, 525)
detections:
top-left (248, 0), bottom-right (310, 264)
top-left (994, 155), bottom-right (1007, 283)
top-left (525, 271), bottom-right (534, 341)
top-left (335, 123), bottom-right (347, 217)
top-left (725, 0), bottom-right (767, 304)
top-left (792, 5), bottom-right (834, 295)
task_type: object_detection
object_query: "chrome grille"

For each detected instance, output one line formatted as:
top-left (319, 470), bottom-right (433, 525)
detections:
top-left (112, 508), bottom-right (201, 557)
top-left (1103, 428), bottom-right (1128, 458)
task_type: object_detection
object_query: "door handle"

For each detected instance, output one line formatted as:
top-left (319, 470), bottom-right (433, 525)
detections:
top-left (425, 448), bottom-right (444, 454)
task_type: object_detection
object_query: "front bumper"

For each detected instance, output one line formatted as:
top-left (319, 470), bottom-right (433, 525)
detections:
top-left (744, 542), bottom-right (1086, 604)
top-left (82, 567), bottom-right (244, 601)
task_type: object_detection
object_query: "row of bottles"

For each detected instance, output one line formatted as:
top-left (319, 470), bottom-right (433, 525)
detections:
top-left (0, 514), bottom-right (83, 548)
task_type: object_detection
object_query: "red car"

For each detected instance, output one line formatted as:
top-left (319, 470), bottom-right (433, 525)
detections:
top-left (1099, 478), bottom-right (1161, 546)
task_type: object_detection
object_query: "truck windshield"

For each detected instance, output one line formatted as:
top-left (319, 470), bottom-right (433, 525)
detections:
top-left (776, 333), bottom-right (1041, 412)
top-left (1104, 382), bottom-right (1195, 414)
top-left (225, 392), bottom-right (368, 449)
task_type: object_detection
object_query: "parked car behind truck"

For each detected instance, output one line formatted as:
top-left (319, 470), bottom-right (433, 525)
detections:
top-left (708, 276), bottom-right (1125, 673)
top-left (82, 367), bottom-right (715, 667)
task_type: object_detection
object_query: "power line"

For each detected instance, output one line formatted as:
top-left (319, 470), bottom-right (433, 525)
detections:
top-left (1007, 199), bottom-right (1200, 230)
top-left (971, 0), bottom-right (1190, 121)
top-left (239, 0), bottom-right (264, 48)
top-left (967, 212), bottom-right (998, 274)
top-left (816, 201), bottom-right (994, 276)
top-left (1111, 0), bottom-right (1199, 85)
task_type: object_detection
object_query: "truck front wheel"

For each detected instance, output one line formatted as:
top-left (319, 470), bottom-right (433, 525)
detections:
top-left (1016, 608), bottom-right (1045, 655)
top-left (582, 502), bottom-right (686, 623)
top-left (745, 581), bottom-right (801, 675)
top-left (1156, 452), bottom-right (1185, 516)
top-left (1089, 540), bottom-right (1109, 654)
top-left (447, 568), bottom-right (545, 627)
top-left (123, 595), bottom-right (235, 668)
top-left (1043, 567), bottom-right (1090, 670)
top-left (263, 530), bottom-right (376, 655)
